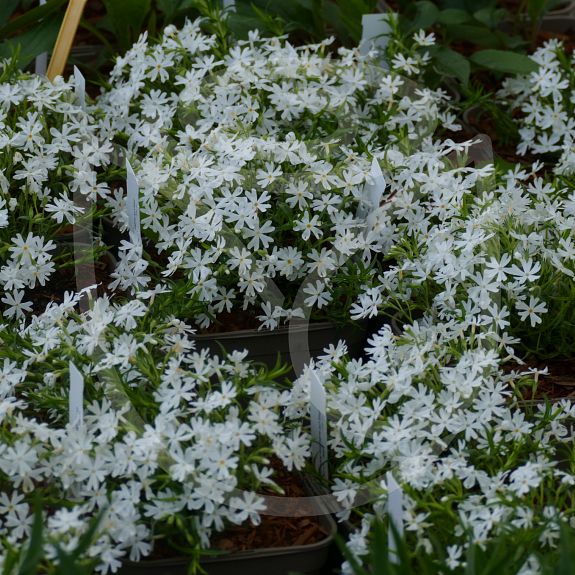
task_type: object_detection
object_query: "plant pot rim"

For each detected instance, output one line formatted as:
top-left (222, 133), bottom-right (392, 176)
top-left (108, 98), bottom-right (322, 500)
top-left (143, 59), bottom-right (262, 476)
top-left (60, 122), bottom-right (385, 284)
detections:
top-left (193, 319), bottom-right (365, 341)
top-left (499, 14), bottom-right (575, 36)
top-left (120, 512), bottom-right (336, 569)
top-left (518, 397), bottom-right (575, 407)
top-left (547, 0), bottom-right (575, 16)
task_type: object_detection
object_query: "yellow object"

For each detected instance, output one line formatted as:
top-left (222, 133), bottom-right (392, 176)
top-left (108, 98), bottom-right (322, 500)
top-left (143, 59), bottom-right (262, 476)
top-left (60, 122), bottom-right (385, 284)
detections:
top-left (47, 0), bottom-right (88, 81)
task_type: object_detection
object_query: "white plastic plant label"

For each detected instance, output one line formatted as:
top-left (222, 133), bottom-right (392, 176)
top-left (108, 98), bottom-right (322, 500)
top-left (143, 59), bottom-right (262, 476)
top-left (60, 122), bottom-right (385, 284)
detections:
top-left (222, 0), bottom-right (236, 11)
top-left (35, 52), bottom-right (48, 76)
top-left (74, 65), bottom-right (86, 110)
top-left (35, 0), bottom-right (48, 75)
top-left (358, 158), bottom-right (386, 224)
top-left (69, 361), bottom-right (84, 429)
top-left (360, 13), bottom-right (392, 58)
top-left (386, 471), bottom-right (404, 565)
top-left (126, 158), bottom-right (142, 244)
top-left (310, 370), bottom-right (328, 479)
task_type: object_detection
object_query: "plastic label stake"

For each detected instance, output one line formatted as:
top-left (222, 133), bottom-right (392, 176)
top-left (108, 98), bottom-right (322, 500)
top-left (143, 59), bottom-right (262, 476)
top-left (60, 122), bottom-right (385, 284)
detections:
top-left (310, 370), bottom-right (329, 480)
top-left (69, 361), bottom-right (84, 429)
top-left (360, 13), bottom-right (392, 59)
top-left (126, 158), bottom-right (141, 245)
top-left (74, 65), bottom-right (86, 110)
top-left (222, 0), bottom-right (236, 11)
top-left (35, 0), bottom-right (48, 75)
top-left (386, 471), bottom-right (404, 565)
top-left (357, 158), bottom-right (386, 225)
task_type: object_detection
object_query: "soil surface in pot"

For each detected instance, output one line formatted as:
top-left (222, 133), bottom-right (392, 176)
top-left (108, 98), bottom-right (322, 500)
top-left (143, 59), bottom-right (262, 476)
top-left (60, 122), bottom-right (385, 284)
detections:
top-left (212, 460), bottom-right (329, 553)
top-left (25, 245), bottom-right (115, 315)
top-left (149, 458), bottom-right (329, 559)
top-left (504, 357), bottom-right (575, 401)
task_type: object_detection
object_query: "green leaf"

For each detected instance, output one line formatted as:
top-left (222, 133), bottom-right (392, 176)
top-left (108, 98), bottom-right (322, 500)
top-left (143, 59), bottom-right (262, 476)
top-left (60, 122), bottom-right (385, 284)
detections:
top-left (102, 0), bottom-right (152, 52)
top-left (227, 13), bottom-right (266, 39)
top-left (473, 6), bottom-right (505, 27)
top-left (0, 12), bottom-right (62, 69)
top-left (156, 0), bottom-right (198, 22)
top-left (290, 0), bottom-right (315, 10)
top-left (409, 1), bottom-right (439, 31)
top-left (17, 496), bottom-right (44, 575)
top-left (444, 23), bottom-right (502, 47)
top-left (249, 3), bottom-right (287, 36)
top-left (0, 0), bottom-right (20, 28)
top-left (0, 0), bottom-right (67, 38)
top-left (470, 49), bottom-right (539, 74)
top-left (432, 45), bottom-right (470, 85)
top-left (527, 0), bottom-right (553, 22)
top-left (438, 8), bottom-right (471, 24)
top-left (332, 0), bottom-right (377, 43)
top-left (505, 33), bottom-right (528, 49)
top-left (156, 0), bottom-right (182, 21)
top-left (322, 1), bottom-right (359, 43)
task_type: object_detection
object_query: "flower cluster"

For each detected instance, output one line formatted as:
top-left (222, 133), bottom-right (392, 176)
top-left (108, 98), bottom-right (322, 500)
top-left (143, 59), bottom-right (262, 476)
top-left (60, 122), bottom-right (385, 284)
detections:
top-left (288, 318), bottom-right (575, 573)
top-left (1, 11), bottom-right (575, 575)
top-left (0, 291), bottom-right (310, 573)
top-left (346, 136), bottom-right (575, 358)
top-left (96, 20), bottom-right (457, 330)
top-left (499, 39), bottom-right (575, 175)
top-left (0, 61), bottom-right (114, 323)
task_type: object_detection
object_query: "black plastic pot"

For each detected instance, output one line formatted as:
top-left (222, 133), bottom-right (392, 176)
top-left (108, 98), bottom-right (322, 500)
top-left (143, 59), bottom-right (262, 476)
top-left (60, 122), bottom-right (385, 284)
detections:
top-left (118, 513), bottom-right (336, 575)
top-left (540, 13), bottom-right (575, 33)
top-left (501, 10), bottom-right (575, 35)
top-left (546, 0), bottom-right (575, 18)
top-left (193, 320), bottom-right (369, 374)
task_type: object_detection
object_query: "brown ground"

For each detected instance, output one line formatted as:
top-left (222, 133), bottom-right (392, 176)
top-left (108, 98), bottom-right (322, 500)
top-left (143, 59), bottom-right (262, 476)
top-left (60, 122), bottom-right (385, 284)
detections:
top-left (504, 357), bottom-right (575, 401)
top-left (212, 459), bottom-right (329, 552)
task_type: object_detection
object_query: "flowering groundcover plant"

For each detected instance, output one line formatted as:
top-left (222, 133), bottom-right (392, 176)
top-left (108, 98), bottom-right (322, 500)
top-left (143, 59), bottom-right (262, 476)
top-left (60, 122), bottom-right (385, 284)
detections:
top-left (0, 59), bottom-right (117, 324)
top-left (95, 19), bottom-right (458, 332)
top-left (345, 134), bottom-right (575, 359)
top-left (500, 39), bottom-right (575, 176)
top-left (287, 318), bottom-right (575, 574)
top-left (0, 291), bottom-right (312, 573)
top-left (2, 6), bottom-right (575, 575)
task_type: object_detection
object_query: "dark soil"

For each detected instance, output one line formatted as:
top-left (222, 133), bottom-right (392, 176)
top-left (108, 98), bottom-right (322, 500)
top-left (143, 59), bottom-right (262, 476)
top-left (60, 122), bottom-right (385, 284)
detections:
top-left (503, 357), bottom-right (575, 401)
top-left (147, 459), bottom-right (330, 560)
top-left (199, 310), bottom-right (263, 334)
top-left (537, 29), bottom-right (575, 52)
top-left (24, 240), bottom-right (115, 315)
top-left (212, 460), bottom-right (329, 553)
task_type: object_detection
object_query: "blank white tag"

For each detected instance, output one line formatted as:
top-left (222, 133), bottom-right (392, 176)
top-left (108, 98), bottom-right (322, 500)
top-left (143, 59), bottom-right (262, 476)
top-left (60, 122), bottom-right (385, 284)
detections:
top-left (358, 158), bottom-right (386, 223)
top-left (386, 471), bottom-right (404, 565)
top-left (310, 370), bottom-right (328, 480)
top-left (126, 158), bottom-right (141, 244)
top-left (35, 0), bottom-right (48, 75)
top-left (74, 66), bottom-right (86, 110)
top-left (35, 53), bottom-right (48, 76)
top-left (69, 361), bottom-right (84, 429)
top-left (360, 13), bottom-right (392, 58)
